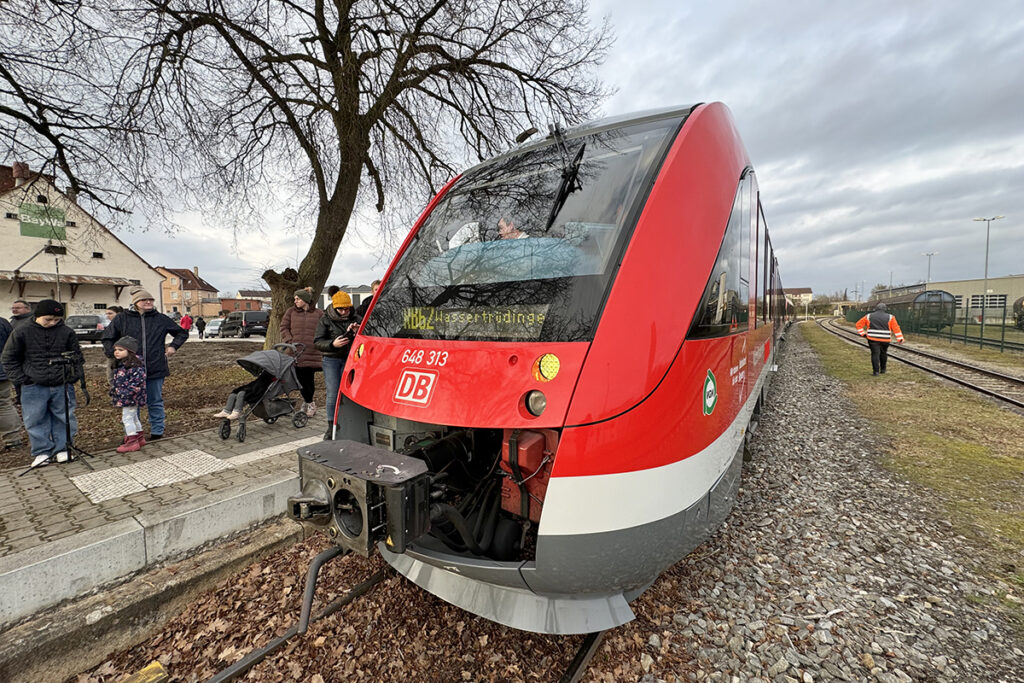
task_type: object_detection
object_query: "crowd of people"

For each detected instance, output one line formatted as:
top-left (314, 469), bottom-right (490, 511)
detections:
top-left (0, 280), bottom-right (381, 467)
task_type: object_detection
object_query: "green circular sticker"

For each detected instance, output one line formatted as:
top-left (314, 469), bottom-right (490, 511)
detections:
top-left (703, 369), bottom-right (718, 416)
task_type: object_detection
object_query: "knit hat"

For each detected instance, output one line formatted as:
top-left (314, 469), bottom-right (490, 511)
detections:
top-left (114, 336), bottom-right (139, 354)
top-left (131, 288), bottom-right (155, 306)
top-left (294, 288), bottom-right (314, 305)
top-left (332, 291), bottom-right (353, 308)
top-left (34, 299), bottom-right (64, 317)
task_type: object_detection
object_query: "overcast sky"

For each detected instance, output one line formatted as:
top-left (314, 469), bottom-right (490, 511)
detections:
top-left (132, 0), bottom-right (1023, 299)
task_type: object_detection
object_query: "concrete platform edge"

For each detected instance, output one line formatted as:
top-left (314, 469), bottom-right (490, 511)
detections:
top-left (0, 471), bottom-right (300, 627)
top-left (0, 518), bottom-right (306, 683)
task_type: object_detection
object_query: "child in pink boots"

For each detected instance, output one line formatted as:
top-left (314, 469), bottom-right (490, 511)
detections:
top-left (110, 336), bottom-right (148, 453)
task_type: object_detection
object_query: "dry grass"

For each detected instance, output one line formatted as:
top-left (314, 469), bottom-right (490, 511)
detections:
top-left (802, 322), bottom-right (1024, 603)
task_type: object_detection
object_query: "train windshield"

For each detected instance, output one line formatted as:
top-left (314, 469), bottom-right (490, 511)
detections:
top-left (364, 117), bottom-right (682, 342)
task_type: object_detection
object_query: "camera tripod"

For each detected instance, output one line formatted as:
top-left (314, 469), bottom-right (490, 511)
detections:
top-left (18, 357), bottom-right (94, 477)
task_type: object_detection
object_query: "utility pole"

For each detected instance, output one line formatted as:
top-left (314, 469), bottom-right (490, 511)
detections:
top-left (922, 252), bottom-right (937, 290)
top-left (973, 216), bottom-right (1004, 345)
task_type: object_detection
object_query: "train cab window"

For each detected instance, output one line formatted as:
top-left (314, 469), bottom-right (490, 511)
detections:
top-left (364, 116), bottom-right (684, 342)
top-left (687, 173), bottom-right (754, 339)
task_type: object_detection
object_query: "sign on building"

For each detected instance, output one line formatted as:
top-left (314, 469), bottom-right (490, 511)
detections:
top-left (19, 203), bottom-right (66, 239)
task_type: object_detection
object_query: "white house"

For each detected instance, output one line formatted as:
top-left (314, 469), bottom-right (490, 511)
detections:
top-left (0, 163), bottom-right (164, 316)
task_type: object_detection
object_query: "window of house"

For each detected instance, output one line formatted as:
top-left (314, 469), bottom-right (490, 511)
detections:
top-left (171, 278), bottom-right (178, 285)
top-left (93, 303), bottom-right (107, 310)
top-left (171, 291), bottom-right (178, 300)
top-left (92, 252), bottom-right (103, 259)
top-left (66, 220), bottom-right (77, 227)
top-left (36, 195), bottom-right (48, 204)
top-left (184, 291), bottom-right (192, 299)
top-left (130, 279), bottom-right (140, 285)
top-left (4, 212), bottom-right (16, 220)
top-left (954, 295), bottom-right (963, 307)
top-left (234, 302), bottom-right (240, 310)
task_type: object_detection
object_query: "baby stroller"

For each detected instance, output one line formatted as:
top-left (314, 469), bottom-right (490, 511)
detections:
top-left (220, 343), bottom-right (310, 443)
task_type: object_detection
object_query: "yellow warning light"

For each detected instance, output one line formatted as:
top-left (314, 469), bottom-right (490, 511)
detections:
top-left (532, 354), bottom-right (560, 382)
top-left (357, 343), bottom-right (365, 359)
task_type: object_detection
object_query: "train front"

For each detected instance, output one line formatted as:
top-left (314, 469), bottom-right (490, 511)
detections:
top-left (288, 106), bottom-right (736, 634)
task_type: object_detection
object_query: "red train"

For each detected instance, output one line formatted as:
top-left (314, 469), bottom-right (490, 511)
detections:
top-left (289, 103), bottom-right (786, 634)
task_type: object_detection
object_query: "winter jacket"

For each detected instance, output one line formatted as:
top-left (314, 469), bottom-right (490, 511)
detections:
top-left (280, 305), bottom-right (324, 368)
top-left (110, 362), bottom-right (147, 407)
top-left (356, 296), bottom-right (374, 319)
top-left (9, 312), bottom-right (31, 330)
top-left (180, 315), bottom-right (193, 331)
top-left (856, 311), bottom-right (904, 343)
top-left (1, 320), bottom-right (84, 386)
top-left (102, 309), bottom-right (188, 380)
top-left (314, 307), bottom-right (361, 362)
top-left (0, 318), bottom-right (11, 381)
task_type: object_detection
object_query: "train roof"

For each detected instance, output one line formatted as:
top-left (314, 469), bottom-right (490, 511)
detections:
top-left (869, 289), bottom-right (955, 306)
top-left (462, 104), bottom-right (700, 177)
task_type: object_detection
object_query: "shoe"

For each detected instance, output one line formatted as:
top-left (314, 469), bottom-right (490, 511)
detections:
top-left (213, 410), bottom-right (230, 418)
top-left (323, 421), bottom-right (334, 440)
top-left (116, 434), bottom-right (142, 453)
top-left (136, 432), bottom-right (147, 447)
top-left (306, 400), bottom-right (316, 417)
top-left (55, 451), bottom-right (69, 463)
top-left (880, 369), bottom-right (886, 374)
top-left (31, 454), bottom-right (50, 468)
top-left (149, 433), bottom-right (163, 440)
top-left (873, 371), bottom-right (879, 376)
top-left (227, 410), bottom-right (242, 421)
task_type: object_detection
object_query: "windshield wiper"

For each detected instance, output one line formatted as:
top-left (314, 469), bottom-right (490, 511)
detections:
top-left (544, 138), bottom-right (586, 232)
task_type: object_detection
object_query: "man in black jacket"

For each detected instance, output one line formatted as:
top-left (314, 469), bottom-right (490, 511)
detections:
top-left (102, 289), bottom-right (188, 439)
top-left (1, 300), bottom-right (84, 467)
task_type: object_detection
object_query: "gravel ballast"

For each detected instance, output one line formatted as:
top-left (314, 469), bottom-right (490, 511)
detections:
top-left (662, 324), bottom-right (1022, 682)
top-left (83, 325), bottom-right (1023, 681)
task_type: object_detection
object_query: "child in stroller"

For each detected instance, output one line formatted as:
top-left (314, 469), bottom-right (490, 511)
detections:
top-left (216, 343), bottom-right (310, 442)
top-left (213, 372), bottom-right (274, 421)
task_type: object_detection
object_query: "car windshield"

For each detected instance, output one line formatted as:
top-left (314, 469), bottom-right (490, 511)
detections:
top-left (362, 117), bottom-right (682, 342)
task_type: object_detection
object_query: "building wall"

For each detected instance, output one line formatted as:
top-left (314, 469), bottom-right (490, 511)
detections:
top-left (0, 179), bottom-right (164, 316)
top-left (219, 298), bottom-right (264, 312)
top-left (928, 275), bottom-right (1024, 312)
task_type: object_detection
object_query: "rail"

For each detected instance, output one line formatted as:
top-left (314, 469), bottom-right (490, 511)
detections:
top-left (818, 318), bottom-right (1024, 411)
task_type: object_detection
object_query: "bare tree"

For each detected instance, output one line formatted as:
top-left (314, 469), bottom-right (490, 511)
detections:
top-left (0, 1), bottom-right (166, 221)
top-left (122, 0), bottom-right (612, 342)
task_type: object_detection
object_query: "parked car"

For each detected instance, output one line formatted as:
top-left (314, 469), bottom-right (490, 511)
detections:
top-left (65, 314), bottom-right (106, 342)
top-left (219, 310), bottom-right (269, 338)
top-left (205, 318), bottom-right (224, 338)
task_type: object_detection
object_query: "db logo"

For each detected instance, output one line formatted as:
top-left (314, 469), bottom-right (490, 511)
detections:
top-left (394, 369), bottom-right (438, 406)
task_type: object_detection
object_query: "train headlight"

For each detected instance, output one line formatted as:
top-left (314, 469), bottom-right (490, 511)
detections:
top-left (532, 353), bottom-right (560, 382)
top-left (525, 390), bottom-right (547, 416)
top-left (356, 343), bottom-right (365, 359)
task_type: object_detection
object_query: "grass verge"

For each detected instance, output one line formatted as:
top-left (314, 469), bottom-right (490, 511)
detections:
top-left (801, 322), bottom-right (1024, 621)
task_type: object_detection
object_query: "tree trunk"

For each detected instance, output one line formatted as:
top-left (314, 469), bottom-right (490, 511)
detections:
top-left (261, 174), bottom-right (361, 347)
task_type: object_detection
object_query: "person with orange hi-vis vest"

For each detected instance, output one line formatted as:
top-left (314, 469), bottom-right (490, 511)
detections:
top-left (856, 302), bottom-right (904, 375)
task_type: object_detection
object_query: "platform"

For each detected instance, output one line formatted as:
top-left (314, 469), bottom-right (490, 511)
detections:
top-left (0, 418), bottom-right (316, 627)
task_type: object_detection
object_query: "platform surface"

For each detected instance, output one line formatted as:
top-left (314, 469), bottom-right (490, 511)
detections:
top-left (0, 417), bottom-right (317, 626)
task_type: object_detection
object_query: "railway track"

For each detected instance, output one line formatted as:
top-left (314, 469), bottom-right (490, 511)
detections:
top-left (818, 318), bottom-right (1024, 411)
top-left (204, 547), bottom-right (605, 683)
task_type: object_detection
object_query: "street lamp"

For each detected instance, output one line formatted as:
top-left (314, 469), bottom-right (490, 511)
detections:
top-left (973, 215), bottom-right (1004, 344)
top-left (922, 252), bottom-right (937, 290)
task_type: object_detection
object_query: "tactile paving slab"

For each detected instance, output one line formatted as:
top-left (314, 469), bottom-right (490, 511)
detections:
top-left (71, 468), bottom-right (147, 503)
top-left (163, 450), bottom-right (235, 476)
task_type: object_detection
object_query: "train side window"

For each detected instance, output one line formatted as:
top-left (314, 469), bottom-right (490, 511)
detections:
top-left (687, 174), bottom-right (752, 339)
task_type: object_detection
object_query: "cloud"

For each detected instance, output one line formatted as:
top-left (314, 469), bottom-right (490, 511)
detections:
top-left (591, 0), bottom-right (1024, 295)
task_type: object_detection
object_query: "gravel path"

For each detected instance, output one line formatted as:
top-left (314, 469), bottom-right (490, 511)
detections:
top-left (660, 324), bottom-right (1023, 682)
